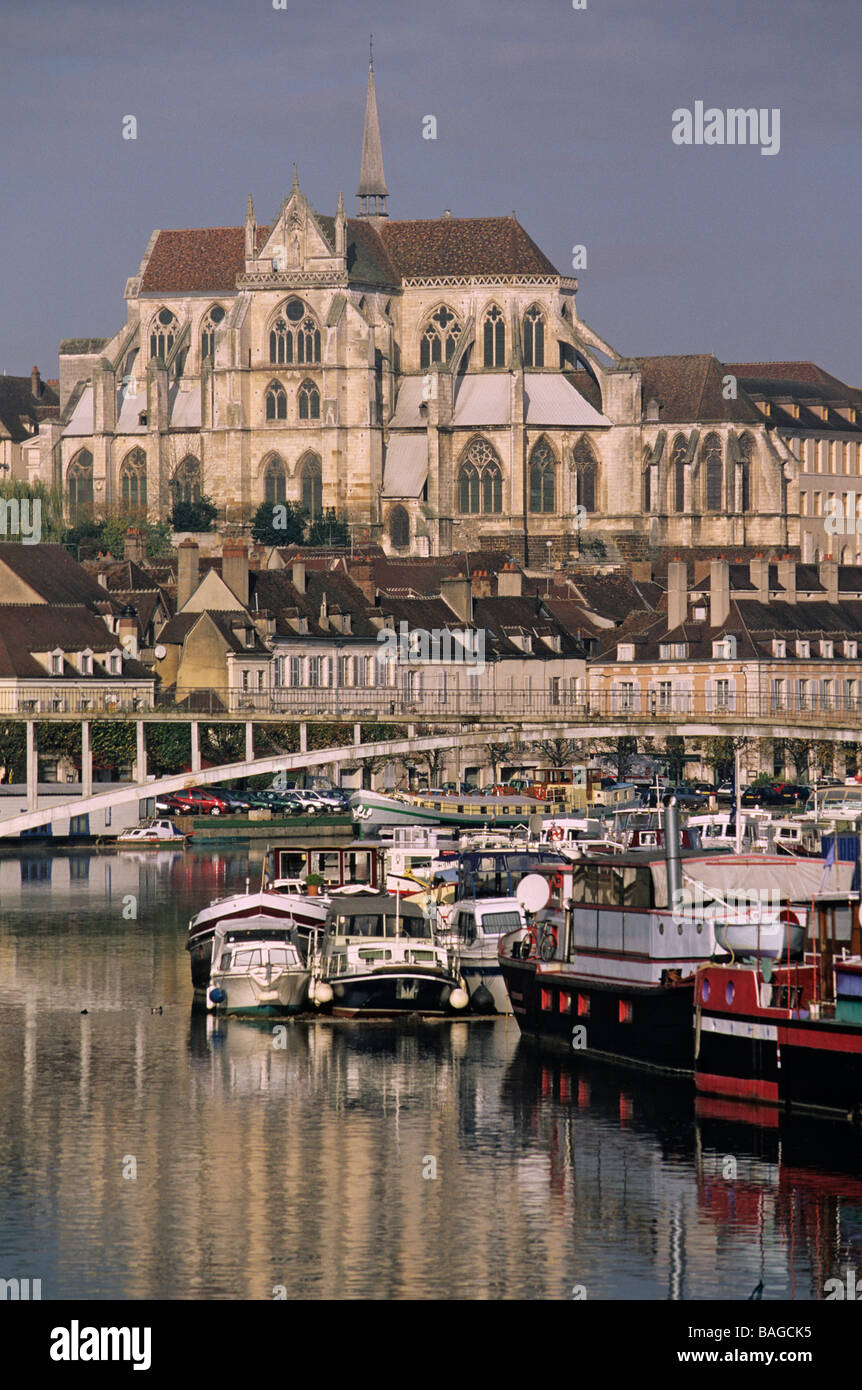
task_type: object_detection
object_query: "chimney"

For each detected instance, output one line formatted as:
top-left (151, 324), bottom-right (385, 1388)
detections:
top-left (820, 556), bottom-right (839, 605)
top-left (497, 564), bottom-right (523, 598)
top-left (292, 559), bottom-right (307, 595)
top-left (667, 559), bottom-right (687, 631)
top-left (440, 575), bottom-right (473, 624)
top-left (749, 555), bottom-right (769, 602)
top-left (349, 558), bottom-right (375, 600)
top-left (222, 542), bottom-right (249, 608)
top-left (124, 527), bottom-right (145, 565)
top-left (777, 554), bottom-right (796, 605)
top-left (710, 559), bottom-right (730, 629)
top-left (30, 365), bottom-right (42, 399)
top-left (117, 604), bottom-right (139, 659)
top-left (177, 538), bottom-right (200, 610)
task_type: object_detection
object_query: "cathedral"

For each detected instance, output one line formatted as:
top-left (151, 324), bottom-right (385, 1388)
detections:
top-left (29, 62), bottom-right (801, 561)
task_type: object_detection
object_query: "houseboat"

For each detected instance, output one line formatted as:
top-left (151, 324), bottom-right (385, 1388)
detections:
top-left (205, 919), bottom-right (310, 1016)
top-left (497, 799), bottom-right (853, 1076)
top-left (694, 890), bottom-right (862, 1119)
top-left (310, 893), bottom-right (468, 1018)
top-left (350, 788), bottom-right (540, 830)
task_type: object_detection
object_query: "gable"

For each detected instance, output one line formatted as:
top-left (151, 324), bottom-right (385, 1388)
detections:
top-left (178, 568), bottom-right (246, 614)
top-left (257, 192), bottom-right (342, 275)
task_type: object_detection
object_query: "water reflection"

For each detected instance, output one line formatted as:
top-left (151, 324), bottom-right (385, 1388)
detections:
top-left (0, 846), bottom-right (861, 1300)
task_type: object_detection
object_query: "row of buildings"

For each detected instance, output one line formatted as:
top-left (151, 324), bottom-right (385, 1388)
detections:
top-left (2, 63), bottom-right (859, 567)
top-left (1, 533), bottom-right (861, 782)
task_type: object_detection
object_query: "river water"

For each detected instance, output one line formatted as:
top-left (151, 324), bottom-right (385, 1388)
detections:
top-left (1, 845), bottom-right (861, 1301)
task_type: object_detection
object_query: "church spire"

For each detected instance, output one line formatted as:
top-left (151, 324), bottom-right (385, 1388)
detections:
top-left (357, 43), bottom-right (388, 218)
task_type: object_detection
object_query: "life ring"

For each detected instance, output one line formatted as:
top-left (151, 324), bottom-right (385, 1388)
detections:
top-left (549, 826), bottom-right (564, 842)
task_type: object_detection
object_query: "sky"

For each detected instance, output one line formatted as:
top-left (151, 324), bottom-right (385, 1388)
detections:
top-left (1, 0), bottom-right (860, 383)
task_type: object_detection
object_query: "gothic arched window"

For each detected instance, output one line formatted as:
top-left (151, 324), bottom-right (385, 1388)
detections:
top-left (420, 306), bottom-right (461, 368)
top-left (738, 432), bottom-right (754, 513)
top-left (483, 305), bottom-right (505, 368)
top-left (300, 454), bottom-right (323, 519)
top-left (523, 305), bottom-right (545, 368)
top-left (458, 437), bottom-right (503, 514)
top-left (298, 380), bottom-right (320, 420)
top-left (529, 438), bottom-right (556, 513)
top-left (120, 448), bottom-right (147, 511)
top-left (643, 447), bottom-right (652, 512)
top-left (201, 304), bottom-right (226, 360)
top-left (149, 308), bottom-right (178, 361)
top-left (389, 505), bottom-right (410, 548)
top-left (265, 382), bottom-right (287, 421)
top-left (68, 449), bottom-right (93, 521)
top-left (171, 456), bottom-right (201, 507)
top-left (702, 432), bottom-right (723, 512)
top-left (573, 436), bottom-right (598, 513)
top-left (671, 434), bottom-right (688, 512)
top-left (269, 299), bottom-right (320, 365)
top-left (263, 455), bottom-right (287, 505)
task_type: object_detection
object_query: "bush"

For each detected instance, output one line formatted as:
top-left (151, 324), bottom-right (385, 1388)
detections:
top-left (307, 509), bottom-right (350, 547)
top-left (251, 500), bottom-right (306, 546)
top-left (171, 495), bottom-right (218, 532)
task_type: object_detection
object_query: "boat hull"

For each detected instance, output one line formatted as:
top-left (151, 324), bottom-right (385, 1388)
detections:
top-left (326, 967), bottom-right (461, 1018)
top-left (460, 962), bottom-right (512, 1014)
top-left (499, 954), bottom-right (695, 1075)
top-left (207, 973), bottom-right (310, 1017)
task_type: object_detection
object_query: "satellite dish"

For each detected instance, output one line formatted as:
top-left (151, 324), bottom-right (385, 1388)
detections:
top-left (154, 644), bottom-right (167, 660)
top-left (516, 873), bottom-right (551, 914)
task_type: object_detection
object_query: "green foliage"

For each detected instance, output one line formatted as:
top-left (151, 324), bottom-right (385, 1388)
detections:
top-left (663, 736), bottom-right (686, 782)
top-left (0, 480), bottom-right (66, 543)
top-left (98, 513), bottom-right (173, 559)
top-left (306, 509), bottom-right (350, 547)
top-left (146, 724), bottom-right (191, 776)
top-left (703, 736), bottom-right (736, 780)
top-left (201, 723), bottom-right (244, 765)
top-left (306, 723), bottom-right (347, 751)
top-left (0, 722), bottom-right (26, 781)
top-left (171, 495), bottom-right (218, 533)
top-left (579, 536), bottom-right (607, 558)
top-left (91, 722), bottom-right (136, 770)
top-left (251, 500), bottom-right (306, 546)
top-left (36, 723), bottom-right (82, 758)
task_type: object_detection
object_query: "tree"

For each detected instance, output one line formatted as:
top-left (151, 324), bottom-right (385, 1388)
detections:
top-left (663, 736), bottom-right (686, 782)
top-left (785, 738), bottom-right (813, 781)
top-left (171, 495), bottom-right (218, 532)
top-left (99, 513), bottom-right (173, 559)
top-left (703, 736), bottom-right (736, 783)
top-left (534, 738), bottom-right (584, 768)
top-left (306, 509), bottom-right (350, 547)
top-left (409, 728), bottom-right (447, 786)
top-left (146, 724), bottom-right (191, 776)
top-left (0, 722), bottom-right (26, 782)
top-left (251, 500), bottom-right (306, 546)
top-left (0, 479), bottom-right (66, 543)
top-left (596, 735), bottom-right (638, 782)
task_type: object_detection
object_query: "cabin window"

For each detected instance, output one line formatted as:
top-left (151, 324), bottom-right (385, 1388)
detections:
top-left (577, 994), bottom-right (590, 1017)
top-left (480, 910), bottom-right (522, 933)
top-left (233, 949), bottom-right (262, 968)
top-left (618, 1000), bottom-right (633, 1024)
top-left (541, 988), bottom-right (554, 1011)
top-left (559, 992), bottom-right (572, 1014)
top-left (219, 952), bottom-right (232, 971)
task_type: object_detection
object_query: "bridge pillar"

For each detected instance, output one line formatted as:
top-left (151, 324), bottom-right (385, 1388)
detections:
top-left (26, 720), bottom-right (37, 812)
top-left (354, 723), bottom-right (361, 746)
top-left (136, 721), bottom-right (147, 783)
top-left (191, 722), bottom-right (201, 774)
top-left (245, 722), bottom-right (254, 763)
top-left (299, 723), bottom-right (307, 754)
top-left (81, 721), bottom-right (92, 799)
top-left (407, 724), bottom-right (416, 739)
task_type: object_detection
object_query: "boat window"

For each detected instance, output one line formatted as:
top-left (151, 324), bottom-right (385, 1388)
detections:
top-left (314, 852), bottom-right (343, 883)
top-left (219, 952), bottom-right (232, 971)
top-left (621, 866), bottom-right (653, 908)
top-left (358, 948), bottom-right (391, 960)
top-left (409, 950), bottom-right (435, 962)
top-left (458, 912), bottom-right (476, 943)
top-left (267, 948), bottom-right (290, 967)
top-left (233, 949), bottom-right (262, 968)
top-left (480, 910), bottom-right (523, 933)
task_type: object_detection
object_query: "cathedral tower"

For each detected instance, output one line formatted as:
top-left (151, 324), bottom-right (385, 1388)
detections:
top-left (357, 48), bottom-right (388, 220)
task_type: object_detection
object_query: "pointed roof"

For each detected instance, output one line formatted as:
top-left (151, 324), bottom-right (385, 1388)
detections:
top-left (357, 61), bottom-right (387, 198)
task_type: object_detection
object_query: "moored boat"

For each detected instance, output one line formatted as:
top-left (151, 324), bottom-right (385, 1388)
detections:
top-left (350, 787), bottom-right (540, 830)
top-left (436, 896), bottom-right (525, 1013)
top-left (205, 919), bottom-right (310, 1016)
top-left (116, 818), bottom-right (190, 846)
top-left (310, 893), bottom-right (468, 1018)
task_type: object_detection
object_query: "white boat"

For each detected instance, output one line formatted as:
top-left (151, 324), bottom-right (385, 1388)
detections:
top-left (206, 918), bottom-right (310, 1016)
top-left (382, 827), bottom-right (459, 895)
top-left (116, 818), bottom-right (189, 846)
top-left (686, 811), bottom-right (772, 853)
top-left (309, 894), bottom-right (468, 1018)
top-left (436, 896), bottom-right (525, 1013)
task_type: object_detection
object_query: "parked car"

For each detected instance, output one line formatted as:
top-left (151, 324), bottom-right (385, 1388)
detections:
top-left (742, 782), bottom-right (810, 808)
top-left (639, 785), bottom-right (709, 811)
top-left (155, 792), bottom-right (187, 814)
top-left (161, 787), bottom-right (233, 816)
top-left (715, 782), bottom-right (734, 801)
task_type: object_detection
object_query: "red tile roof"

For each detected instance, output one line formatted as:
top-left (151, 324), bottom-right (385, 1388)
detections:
top-left (379, 216), bottom-right (558, 278)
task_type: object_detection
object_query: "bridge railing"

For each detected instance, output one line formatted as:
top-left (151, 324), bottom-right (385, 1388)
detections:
top-left (1, 686), bottom-right (861, 726)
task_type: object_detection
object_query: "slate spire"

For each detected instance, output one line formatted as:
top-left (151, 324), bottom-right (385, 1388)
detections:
top-left (357, 48), bottom-right (388, 218)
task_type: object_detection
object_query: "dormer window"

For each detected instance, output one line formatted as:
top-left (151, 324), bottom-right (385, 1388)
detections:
top-left (712, 636), bottom-right (737, 660)
top-left (773, 639), bottom-right (786, 658)
top-left (820, 640), bottom-right (834, 659)
top-left (659, 642), bottom-right (688, 660)
top-left (796, 639), bottom-right (810, 659)
top-left (51, 649), bottom-right (63, 677)
top-left (693, 606), bottom-right (707, 621)
top-left (80, 649), bottom-right (93, 676)
top-left (617, 643), bottom-right (635, 661)
top-left (245, 629), bottom-right (255, 648)
top-left (108, 649), bottom-right (122, 676)
top-left (845, 640), bottom-right (858, 659)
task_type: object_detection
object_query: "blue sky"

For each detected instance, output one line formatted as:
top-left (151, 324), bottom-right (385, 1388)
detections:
top-left (2, 0), bottom-right (859, 382)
